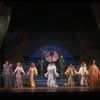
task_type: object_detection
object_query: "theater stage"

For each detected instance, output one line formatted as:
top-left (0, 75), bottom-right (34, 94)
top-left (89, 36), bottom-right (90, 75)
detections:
top-left (0, 86), bottom-right (100, 93)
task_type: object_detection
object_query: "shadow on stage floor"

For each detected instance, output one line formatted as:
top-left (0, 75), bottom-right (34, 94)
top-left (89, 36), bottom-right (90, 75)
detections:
top-left (0, 86), bottom-right (100, 99)
top-left (0, 86), bottom-right (100, 92)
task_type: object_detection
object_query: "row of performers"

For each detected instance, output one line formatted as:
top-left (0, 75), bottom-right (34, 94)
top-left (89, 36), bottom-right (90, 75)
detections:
top-left (1, 60), bottom-right (100, 89)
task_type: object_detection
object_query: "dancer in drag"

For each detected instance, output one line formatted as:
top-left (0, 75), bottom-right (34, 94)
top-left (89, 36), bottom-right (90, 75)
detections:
top-left (14, 62), bottom-right (25, 88)
top-left (64, 64), bottom-right (77, 87)
top-left (44, 62), bottom-right (59, 88)
top-left (88, 60), bottom-right (100, 89)
top-left (78, 62), bottom-right (88, 87)
top-left (28, 63), bottom-right (38, 88)
top-left (2, 61), bottom-right (13, 89)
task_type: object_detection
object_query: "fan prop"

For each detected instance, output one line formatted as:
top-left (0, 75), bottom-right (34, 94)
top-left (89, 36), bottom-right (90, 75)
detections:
top-left (44, 51), bottom-right (59, 62)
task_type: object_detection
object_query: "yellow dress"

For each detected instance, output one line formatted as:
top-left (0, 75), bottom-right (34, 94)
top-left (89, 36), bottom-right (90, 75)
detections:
top-left (28, 67), bottom-right (38, 87)
top-left (64, 66), bottom-right (77, 87)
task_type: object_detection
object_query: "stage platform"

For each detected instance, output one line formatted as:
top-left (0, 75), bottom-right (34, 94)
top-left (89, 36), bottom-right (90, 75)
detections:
top-left (0, 86), bottom-right (100, 93)
top-left (0, 87), bottom-right (100, 99)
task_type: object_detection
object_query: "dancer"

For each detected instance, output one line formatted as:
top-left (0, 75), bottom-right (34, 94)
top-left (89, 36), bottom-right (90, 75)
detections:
top-left (64, 64), bottom-right (77, 87)
top-left (44, 62), bottom-right (59, 88)
top-left (78, 62), bottom-right (88, 86)
top-left (58, 55), bottom-right (65, 77)
top-left (38, 57), bottom-right (44, 77)
top-left (88, 60), bottom-right (100, 89)
top-left (14, 62), bottom-right (25, 88)
top-left (2, 61), bottom-right (13, 89)
top-left (28, 63), bottom-right (38, 88)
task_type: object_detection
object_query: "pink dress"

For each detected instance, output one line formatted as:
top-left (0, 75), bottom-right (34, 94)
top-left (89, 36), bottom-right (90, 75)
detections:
top-left (14, 66), bottom-right (25, 88)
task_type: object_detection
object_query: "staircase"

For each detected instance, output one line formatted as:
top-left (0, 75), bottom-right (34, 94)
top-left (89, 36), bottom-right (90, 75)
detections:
top-left (23, 76), bottom-right (67, 87)
top-left (22, 76), bottom-right (79, 87)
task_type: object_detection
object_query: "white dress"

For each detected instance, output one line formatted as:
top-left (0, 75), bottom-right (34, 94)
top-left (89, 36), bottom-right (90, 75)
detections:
top-left (78, 66), bottom-right (88, 86)
top-left (44, 64), bottom-right (59, 88)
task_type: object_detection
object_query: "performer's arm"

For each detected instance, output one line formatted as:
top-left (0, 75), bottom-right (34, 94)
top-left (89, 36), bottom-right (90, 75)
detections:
top-left (54, 66), bottom-right (59, 77)
top-left (35, 68), bottom-right (38, 76)
top-left (78, 67), bottom-right (81, 75)
top-left (2, 66), bottom-right (5, 76)
top-left (28, 67), bottom-right (30, 75)
top-left (21, 66), bottom-right (25, 75)
top-left (13, 67), bottom-right (18, 74)
top-left (85, 67), bottom-right (88, 75)
top-left (75, 69), bottom-right (78, 75)
top-left (65, 68), bottom-right (69, 75)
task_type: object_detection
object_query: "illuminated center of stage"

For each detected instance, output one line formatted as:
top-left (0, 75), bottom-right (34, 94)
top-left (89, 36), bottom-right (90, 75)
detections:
top-left (32, 44), bottom-right (73, 62)
top-left (43, 50), bottom-right (59, 62)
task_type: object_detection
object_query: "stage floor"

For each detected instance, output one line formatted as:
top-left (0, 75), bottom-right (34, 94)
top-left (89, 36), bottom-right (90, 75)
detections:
top-left (0, 86), bottom-right (100, 93)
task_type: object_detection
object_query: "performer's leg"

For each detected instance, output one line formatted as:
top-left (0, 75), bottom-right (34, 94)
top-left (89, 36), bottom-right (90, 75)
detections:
top-left (4, 77), bottom-right (7, 89)
top-left (84, 77), bottom-right (88, 86)
top-left (8, 76), bottom-right (12, 88)
top-left (70, 77), bottom-right (73, 87)
top-left (80, 77), bottom-right (84, 86)
top-left (41, 67), bottom-right (43, 77)
top-left (68, 76), bottom-right (71, 86)
top-left (30, 75), bottom-right (35, 87)
top-left (72, 77), bottom-right (75, 87)
top-left (60, 69), bottom-right (63, 77)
